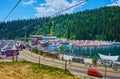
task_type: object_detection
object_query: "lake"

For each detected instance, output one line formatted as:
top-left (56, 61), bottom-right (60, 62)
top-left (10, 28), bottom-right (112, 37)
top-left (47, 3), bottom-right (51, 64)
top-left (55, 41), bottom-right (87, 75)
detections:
top-left (38, 44), bottom-right (120, 61)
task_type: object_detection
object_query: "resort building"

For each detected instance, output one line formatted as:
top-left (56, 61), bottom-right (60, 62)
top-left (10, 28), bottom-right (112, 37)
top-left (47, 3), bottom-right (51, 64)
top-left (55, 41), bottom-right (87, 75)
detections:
top-left (29, 34), bottom-right (57, 46)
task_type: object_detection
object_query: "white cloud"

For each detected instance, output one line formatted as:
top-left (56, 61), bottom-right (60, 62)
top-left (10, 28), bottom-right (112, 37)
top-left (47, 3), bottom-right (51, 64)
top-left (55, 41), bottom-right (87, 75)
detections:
top-left (35, 0), bottom-right (86, 17)
top-left (22, 0), bottom-right (36, 5)
top-left (108, 0), bottom-right (120, 6)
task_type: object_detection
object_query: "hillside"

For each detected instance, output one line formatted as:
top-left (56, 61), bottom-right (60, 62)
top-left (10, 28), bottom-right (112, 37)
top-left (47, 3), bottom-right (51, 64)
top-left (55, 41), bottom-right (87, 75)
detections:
top-left (0, 60), bottom-right (78, 79)
top-left (0, 6), bottom-right (120, 41)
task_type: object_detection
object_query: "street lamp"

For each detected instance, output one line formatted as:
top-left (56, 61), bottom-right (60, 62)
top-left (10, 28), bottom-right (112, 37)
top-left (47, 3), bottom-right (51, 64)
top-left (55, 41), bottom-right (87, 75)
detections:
top-left (103, 60), bottom-right (111, 79)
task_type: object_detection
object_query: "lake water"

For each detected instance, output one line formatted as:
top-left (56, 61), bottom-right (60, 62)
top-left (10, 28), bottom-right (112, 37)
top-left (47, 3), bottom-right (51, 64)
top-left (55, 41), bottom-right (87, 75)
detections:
top-left (38, 44), bottom-right (120, 61)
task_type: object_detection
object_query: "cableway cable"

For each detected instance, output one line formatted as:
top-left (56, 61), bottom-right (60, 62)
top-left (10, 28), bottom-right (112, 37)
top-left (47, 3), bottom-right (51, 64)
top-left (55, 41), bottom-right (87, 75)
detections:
top-left (3, 0), bottom-right (22, 22)
top-left (0, 0), bottom-right (88, 38)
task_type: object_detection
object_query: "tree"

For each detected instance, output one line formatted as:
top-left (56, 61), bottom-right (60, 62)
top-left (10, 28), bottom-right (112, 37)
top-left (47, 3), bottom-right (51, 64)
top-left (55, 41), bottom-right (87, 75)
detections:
top-left (92, 55), bottom-right (98, 66)
top-left (0, 6), bottom-right (120, 41)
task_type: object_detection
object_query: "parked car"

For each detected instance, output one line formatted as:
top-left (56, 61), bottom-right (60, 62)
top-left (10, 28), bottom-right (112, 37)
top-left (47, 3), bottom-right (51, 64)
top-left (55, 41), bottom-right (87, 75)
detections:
top-left (87, 68), bottom-right (103, 78)
top-left (1, 48), bottom-right (10, 55)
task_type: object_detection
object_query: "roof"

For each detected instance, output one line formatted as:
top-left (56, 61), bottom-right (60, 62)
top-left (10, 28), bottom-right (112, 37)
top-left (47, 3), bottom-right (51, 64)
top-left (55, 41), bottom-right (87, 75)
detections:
top-left (98, 53), bottom-right (119, 62)
top-left (30, 35), bottom-right (43, 38)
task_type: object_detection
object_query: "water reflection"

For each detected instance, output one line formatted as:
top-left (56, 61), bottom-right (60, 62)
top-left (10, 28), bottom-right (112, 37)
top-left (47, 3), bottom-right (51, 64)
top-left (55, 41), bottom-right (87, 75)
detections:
top-left (38, 44), bottom-right (120, 61)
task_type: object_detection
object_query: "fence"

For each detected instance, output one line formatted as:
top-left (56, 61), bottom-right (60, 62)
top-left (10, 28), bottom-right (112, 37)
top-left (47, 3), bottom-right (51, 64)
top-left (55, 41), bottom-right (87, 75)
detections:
top-left (21, 50), bottom-right (120, 79)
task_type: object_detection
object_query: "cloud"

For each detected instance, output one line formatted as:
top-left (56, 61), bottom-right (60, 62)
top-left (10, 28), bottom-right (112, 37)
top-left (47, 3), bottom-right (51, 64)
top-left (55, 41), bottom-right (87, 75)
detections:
top-left (22, 0), bottom-right (36, 5)
top-left (108, 0), bottom-right (120, 6)
top-left (35, 0), bottom-right (86, 17)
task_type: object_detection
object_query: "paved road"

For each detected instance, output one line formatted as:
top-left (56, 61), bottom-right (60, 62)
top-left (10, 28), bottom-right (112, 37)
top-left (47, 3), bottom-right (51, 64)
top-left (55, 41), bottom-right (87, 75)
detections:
top-left (18, 49), bottom-right (120, 79)
top-left (68, 68), bottom-right (120, 79)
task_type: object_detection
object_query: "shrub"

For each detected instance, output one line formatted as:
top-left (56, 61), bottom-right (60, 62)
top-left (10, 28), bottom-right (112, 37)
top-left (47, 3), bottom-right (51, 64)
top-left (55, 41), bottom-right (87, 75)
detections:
top-left (32, 47), bottom-right (38, 53)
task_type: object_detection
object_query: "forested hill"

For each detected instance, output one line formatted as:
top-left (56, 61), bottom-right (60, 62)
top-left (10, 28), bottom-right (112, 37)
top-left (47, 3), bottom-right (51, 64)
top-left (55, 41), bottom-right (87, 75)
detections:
top-left (0, 6), bottom-right (120, 41)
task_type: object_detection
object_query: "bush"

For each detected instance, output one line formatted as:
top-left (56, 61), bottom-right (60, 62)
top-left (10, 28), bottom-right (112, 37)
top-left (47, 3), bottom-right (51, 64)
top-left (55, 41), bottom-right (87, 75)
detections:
top-left (92, 55), bottom-right (98, 66)
top-left (32, 47), bottom-right (38, 53)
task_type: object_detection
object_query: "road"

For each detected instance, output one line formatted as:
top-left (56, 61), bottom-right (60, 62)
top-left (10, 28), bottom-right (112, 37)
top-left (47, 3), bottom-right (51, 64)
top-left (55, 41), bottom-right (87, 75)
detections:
top-left (0, 41), bottom-right (119, 79)
top-left (18, 49), bottom-right (120, 79)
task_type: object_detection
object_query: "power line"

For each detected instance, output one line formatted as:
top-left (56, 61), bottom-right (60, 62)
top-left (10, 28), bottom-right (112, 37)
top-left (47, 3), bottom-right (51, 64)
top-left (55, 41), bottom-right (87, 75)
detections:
top-left (23, 0), bottom-right (88, 28)
top-left (51, 0), bottom-right (87, 17)
top-left (3, 0), bottom-right (22, 22)
top-left (0, 29), bottom-right (23, 37)
top-left (0, 0), bottom-right (88, 37)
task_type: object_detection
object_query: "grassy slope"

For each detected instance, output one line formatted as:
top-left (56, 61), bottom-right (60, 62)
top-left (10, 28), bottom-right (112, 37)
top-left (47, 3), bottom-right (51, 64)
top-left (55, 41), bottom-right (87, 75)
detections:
top-left (0, 60), bottom-right (78, 79)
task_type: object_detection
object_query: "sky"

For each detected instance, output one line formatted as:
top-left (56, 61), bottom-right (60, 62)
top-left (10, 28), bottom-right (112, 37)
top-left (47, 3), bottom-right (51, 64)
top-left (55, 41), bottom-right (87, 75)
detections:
top-left (0, 0), bottom-right (120, 22)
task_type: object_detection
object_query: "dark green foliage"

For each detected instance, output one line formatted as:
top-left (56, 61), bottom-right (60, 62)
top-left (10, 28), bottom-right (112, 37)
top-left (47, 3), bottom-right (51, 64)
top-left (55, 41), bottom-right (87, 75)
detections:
top-left (23, 38), bottom-right (29, 43)
top-left (59, 45), bottom-right (65, 50)
top-left (92, 55), bottom-right (98, 66)
top-left (32, 47), bottom-right (38, 53)
top-left (0, 6), bottom-right (120, 41)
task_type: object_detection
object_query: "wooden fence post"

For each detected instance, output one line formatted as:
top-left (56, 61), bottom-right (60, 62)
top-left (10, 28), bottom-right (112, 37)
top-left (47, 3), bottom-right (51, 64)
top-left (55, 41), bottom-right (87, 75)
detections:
top-left (39, 56), bottom-right (40, 67)
top-left (16, 55), bottom-right (18, 62)
top-left (12, 55), bottom-right (14, 62)
top-left (65, 60), bottom-right (67, 74)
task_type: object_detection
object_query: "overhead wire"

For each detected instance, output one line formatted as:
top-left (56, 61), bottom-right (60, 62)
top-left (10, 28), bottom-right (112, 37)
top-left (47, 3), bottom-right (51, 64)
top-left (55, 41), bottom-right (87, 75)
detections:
top-left (3, 0), bottom-right (22, 22)
top-left (51, 0), bottom-right (87, 17)
top-left (25, 0), bottom-right (87, 28)
top-left (0, 0), bottom-right (88, 37)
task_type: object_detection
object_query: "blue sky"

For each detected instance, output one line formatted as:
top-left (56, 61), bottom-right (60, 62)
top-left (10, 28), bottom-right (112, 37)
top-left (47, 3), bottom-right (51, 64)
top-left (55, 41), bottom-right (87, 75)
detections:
top-left (0, 0), bottom-right (119, 22)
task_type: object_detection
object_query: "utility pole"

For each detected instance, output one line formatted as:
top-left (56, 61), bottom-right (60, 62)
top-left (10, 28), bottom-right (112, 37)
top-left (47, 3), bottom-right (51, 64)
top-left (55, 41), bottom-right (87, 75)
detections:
top-left (24, 26), bottom-right (27, 39)
top-left (104, 66), bottom-right (107, 79)
top-left (22, 26), bottom-right (27, 41)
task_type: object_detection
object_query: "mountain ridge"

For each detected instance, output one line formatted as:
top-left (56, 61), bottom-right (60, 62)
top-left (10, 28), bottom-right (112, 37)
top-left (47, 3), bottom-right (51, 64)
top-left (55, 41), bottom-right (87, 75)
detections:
top-left (0, 6), bottom-right (120, 41)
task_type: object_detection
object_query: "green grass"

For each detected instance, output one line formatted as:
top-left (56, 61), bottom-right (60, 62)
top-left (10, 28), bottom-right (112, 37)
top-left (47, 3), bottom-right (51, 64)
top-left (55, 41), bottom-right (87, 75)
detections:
top-left (0, 60), bottom-right (78, 79)
top-left (32, 62), bottom-right (74, 76)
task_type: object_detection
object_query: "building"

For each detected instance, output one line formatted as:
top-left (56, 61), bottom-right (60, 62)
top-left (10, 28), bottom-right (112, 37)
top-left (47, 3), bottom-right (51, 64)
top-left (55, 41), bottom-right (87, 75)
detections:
top-left (29, 34), bottom-right (57, 46)
top-left (29, 35), bottom-right (42, 46)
